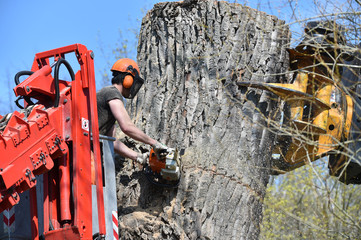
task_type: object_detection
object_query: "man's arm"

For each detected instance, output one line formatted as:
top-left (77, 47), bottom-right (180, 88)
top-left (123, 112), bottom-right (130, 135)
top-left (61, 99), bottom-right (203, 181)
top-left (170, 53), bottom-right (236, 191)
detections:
top-left (106, 125), bottom-right (138, 161)
top-left (108, 99), bottom-right (157, 146)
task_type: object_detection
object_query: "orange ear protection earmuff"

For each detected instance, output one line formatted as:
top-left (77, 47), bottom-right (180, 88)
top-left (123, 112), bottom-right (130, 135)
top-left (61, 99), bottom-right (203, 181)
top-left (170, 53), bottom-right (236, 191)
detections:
top-left (123, 74), bottom-right (134, 89)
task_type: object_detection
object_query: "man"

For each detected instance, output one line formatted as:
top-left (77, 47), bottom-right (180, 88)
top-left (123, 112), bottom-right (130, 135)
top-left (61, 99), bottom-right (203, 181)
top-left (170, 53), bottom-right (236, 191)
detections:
top-left (97, 58), bottom-right (166, 165)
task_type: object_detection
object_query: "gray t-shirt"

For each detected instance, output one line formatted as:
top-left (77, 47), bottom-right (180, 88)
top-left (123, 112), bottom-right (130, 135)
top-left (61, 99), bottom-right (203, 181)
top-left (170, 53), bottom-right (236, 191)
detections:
top-left (97, 85), bottom-right (124, 135)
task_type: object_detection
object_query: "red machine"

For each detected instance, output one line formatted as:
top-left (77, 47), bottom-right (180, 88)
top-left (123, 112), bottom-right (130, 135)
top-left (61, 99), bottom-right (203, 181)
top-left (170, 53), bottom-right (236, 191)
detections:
top-left (0, 44), bottom-right (108, 239)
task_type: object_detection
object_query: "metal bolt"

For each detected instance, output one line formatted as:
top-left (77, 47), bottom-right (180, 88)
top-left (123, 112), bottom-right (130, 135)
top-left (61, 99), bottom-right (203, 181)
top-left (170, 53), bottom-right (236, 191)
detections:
top-left (90, 51), bottom-right (95, 59)
top-left (66, 117), bottom-right (70, 121)
top-left (63, 99), bottom-right (68, 104)
top-left (83, 132), bottom-right (88, 136)
top-left (65, 135), bottom-right (70, 140)
top-left (26, 86), bottom-right (30, 92)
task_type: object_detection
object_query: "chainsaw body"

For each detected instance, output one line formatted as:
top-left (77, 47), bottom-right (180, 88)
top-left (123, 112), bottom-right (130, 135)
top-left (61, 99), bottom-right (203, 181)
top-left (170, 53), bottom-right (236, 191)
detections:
top-left (145, 148), bottom-right (182, 188)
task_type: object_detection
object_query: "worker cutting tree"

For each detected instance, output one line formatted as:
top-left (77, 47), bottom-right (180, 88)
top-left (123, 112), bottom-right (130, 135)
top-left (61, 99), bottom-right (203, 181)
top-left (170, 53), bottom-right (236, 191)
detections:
top-left (96, 58), bottom-right (168, 165)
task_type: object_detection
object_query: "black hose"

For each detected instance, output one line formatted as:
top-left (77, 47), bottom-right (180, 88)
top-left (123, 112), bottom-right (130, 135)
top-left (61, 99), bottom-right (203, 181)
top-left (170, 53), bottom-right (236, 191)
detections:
top-left (14, 70), bottom-right (35, 106)
top-left (15, 96), bottom-right (25, 109)
top-left (14, 71), bottom-right (33, 85)
top-left (53, 58), bottom-right (75, 107)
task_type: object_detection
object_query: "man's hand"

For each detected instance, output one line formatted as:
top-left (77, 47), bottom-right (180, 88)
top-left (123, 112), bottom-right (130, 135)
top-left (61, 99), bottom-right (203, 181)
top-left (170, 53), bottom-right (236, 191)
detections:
top-left (152, 141), bottom-right (169, 159)
top-left (136, 152), bottom-right (149, 165)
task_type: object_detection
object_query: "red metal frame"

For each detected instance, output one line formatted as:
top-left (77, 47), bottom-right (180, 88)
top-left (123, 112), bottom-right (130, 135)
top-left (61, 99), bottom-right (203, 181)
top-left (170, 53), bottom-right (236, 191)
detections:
top-left (0, 44), bottom-right (106, 239)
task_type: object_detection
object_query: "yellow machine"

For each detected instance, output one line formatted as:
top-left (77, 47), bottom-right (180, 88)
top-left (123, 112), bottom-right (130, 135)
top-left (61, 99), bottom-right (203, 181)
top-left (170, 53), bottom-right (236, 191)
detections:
top-left (239, 21), bottom-right (361, 184)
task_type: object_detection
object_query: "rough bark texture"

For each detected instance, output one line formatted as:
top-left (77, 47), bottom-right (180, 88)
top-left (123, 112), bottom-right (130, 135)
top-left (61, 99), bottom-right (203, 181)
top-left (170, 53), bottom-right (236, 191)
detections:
top-left (117, 1), bottom-right (290, 239)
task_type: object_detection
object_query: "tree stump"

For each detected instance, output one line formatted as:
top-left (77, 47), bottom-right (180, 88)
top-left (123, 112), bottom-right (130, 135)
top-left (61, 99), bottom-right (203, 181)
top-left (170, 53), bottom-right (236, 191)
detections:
top-left (117, 0), bottom-right (290, 239)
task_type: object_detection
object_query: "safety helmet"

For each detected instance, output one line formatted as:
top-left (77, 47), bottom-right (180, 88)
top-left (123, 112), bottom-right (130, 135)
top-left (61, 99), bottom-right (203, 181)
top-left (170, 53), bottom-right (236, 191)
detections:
top-left (111, 58), bottom-right (144, 99)
top-left (111, 58), bottom-right (140, 88)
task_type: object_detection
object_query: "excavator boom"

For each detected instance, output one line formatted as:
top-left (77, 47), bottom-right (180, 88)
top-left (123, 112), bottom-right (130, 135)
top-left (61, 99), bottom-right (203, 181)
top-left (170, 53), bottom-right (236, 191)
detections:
top-left (239, 21), bottom-right (361, 184)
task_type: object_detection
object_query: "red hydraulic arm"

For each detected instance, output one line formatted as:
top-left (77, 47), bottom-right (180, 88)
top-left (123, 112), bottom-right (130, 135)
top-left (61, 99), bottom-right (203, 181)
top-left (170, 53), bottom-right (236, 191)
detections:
top-left (0, 44), bottom-right (106, 239)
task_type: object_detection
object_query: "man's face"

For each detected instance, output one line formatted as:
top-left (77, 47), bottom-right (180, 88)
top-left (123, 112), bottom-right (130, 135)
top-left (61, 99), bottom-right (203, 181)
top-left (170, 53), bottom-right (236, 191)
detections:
top-left (122, 87), bottom-right (131, 98)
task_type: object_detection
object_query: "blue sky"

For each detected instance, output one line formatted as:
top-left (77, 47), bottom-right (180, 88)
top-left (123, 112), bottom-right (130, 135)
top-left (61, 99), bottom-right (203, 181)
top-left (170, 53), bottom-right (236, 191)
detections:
top-left (0, 0), bottom-right (321, 115)
top-left (0, 0), bottom-right (174, 114)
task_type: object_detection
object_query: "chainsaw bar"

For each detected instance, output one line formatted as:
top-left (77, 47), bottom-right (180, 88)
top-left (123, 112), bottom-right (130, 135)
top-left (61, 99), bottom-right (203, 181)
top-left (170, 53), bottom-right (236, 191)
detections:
top-left (143, 165), bottom-right (181, 188)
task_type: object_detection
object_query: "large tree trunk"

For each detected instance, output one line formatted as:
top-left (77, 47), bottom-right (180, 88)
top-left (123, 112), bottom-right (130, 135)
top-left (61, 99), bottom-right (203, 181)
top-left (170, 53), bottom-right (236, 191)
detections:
top-left (117, 0), bottom-right (290, 239)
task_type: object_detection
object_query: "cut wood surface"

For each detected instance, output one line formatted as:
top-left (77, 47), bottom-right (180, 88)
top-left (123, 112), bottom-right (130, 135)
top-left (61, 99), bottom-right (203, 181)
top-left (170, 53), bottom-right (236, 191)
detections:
top-left (117, 0), bottom-right (290, 239)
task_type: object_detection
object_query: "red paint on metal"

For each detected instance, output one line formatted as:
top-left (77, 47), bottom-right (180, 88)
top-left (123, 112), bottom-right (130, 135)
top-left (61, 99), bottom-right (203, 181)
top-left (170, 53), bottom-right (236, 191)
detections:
top-left (112, 212), bottom-right (119, 240)
top-left (0, 44), bottom-right (106, 239)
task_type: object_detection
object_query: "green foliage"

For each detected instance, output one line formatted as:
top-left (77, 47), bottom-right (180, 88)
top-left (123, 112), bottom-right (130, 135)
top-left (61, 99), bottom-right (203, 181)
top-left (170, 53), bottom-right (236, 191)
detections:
top-left (260, 160), bottom-right (361, 240)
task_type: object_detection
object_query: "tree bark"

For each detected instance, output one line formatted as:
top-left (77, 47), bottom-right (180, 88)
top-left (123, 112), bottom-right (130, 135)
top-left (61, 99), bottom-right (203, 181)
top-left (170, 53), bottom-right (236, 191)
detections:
top-left (117, 0), bottom-right (290, 239)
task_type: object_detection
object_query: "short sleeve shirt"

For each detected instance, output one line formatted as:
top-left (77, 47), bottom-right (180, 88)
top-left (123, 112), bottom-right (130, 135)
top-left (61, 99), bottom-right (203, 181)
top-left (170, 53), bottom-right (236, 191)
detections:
top-left (97, 85), bottom-right (124, 135)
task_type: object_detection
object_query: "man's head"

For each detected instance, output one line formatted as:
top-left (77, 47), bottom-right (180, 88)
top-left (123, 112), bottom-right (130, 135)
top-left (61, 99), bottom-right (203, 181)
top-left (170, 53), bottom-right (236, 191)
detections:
top-left (111, 58), bottom-right (144, 99)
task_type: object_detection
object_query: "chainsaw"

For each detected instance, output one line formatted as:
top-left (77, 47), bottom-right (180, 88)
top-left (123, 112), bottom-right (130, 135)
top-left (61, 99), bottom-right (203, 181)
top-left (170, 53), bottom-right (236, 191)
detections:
top-left (144, 148), bottom-right (183, 188)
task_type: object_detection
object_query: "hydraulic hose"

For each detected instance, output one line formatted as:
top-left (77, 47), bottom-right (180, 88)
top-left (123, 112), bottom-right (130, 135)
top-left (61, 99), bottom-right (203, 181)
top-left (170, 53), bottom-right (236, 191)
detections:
top-left (14, 71), bottom-right (34, 85)
top-left (53, 58), bottom-right (75, 107)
